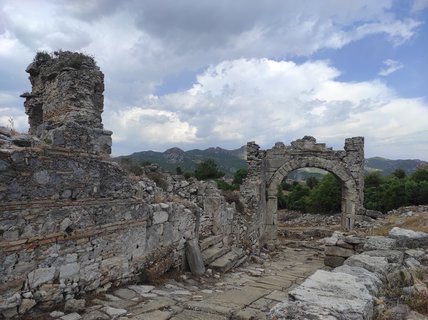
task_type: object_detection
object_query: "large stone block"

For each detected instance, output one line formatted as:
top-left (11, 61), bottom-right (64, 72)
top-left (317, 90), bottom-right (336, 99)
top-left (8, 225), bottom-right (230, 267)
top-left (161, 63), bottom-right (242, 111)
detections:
top-left (325, 245), bottom-right (354, 257)
top-left (363, 236), bottom-right (397, 251)
top-left (362, 250), bottom-right (404, 264)
top-left (59, 263), bottom-right (80, 282)
top-left (100, 257), bottom-right (129, 284)
top-left (324, 255), bottom-right (345, 268)
top-left (271, 270), bottom-right (373, 319)
top-left (185, 239), bottom-right (205, 276)
top-left (153, 211), bottom-right (168, 225)
top-left (333, 265), bottom-right (382, 295)
top-left (344, 254), bottom-right (389, 277)
top-left (27, 267), bottom-right (56, 289)
top-left (389, 227), bottom-right (428, 249)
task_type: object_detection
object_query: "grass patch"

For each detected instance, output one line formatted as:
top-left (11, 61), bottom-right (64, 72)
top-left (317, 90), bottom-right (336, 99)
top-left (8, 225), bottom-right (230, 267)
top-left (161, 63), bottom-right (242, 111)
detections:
top-left (367, 212), bottom-right (428, 236)
top-left (375, 267), bottom-right (428, 319)
top-left (405, 291), bottom-right (428, 315)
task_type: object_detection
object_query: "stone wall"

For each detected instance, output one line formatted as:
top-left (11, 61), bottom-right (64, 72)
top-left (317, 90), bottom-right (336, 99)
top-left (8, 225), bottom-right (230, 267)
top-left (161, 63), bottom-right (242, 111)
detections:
top-left (0, 143), bottom-right (200, 318)
top-left (0, 51), bottom-right (248, 318)
top-left (238, 142), bottom-right (267, 250)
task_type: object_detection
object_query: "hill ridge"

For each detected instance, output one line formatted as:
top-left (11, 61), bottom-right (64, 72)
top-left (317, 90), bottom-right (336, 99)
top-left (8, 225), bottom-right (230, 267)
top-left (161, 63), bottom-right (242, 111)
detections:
top-left (115, 146), bottom-right (427, 177)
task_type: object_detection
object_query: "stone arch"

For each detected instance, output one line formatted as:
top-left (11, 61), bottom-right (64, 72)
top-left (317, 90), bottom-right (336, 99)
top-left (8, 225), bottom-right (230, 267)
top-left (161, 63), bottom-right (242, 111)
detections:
top-left (240, 136), bottom-right (364, 246)
top-left (266, 156), bottom-right (357, 233)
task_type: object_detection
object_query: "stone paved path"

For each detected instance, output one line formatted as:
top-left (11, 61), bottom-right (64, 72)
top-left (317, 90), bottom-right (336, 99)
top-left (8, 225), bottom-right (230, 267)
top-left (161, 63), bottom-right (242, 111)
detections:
top-left (45, 244), bottom-right (324, 320)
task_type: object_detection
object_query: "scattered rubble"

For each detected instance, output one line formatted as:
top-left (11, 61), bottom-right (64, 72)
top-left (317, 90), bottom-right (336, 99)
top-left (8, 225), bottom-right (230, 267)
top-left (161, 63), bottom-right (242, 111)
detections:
top-left (271, 223), bottom-right (428, 320)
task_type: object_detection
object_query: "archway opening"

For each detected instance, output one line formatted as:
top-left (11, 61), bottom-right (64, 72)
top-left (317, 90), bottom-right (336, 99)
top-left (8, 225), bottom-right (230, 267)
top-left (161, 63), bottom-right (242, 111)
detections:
top-left (265, 161), bottom-right (357, 244)
top-left (275, 168), bottom-right (344, 239)
top-left (277, 168), bottom-right (342, 213)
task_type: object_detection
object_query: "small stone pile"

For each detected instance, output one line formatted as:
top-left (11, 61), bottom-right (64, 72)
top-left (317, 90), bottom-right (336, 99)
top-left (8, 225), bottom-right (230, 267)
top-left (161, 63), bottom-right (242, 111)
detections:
top-left (323, 231), bottom-right (363, 267)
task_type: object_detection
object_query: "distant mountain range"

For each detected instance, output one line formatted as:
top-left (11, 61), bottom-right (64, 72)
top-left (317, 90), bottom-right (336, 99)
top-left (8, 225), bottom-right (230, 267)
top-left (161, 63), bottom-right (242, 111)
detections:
top-left (115, 147), bottom-right (427, 177)
top-left (115, 146), bottom-right (247, 176)
top-left (364, 157), bottom-right (427, 175)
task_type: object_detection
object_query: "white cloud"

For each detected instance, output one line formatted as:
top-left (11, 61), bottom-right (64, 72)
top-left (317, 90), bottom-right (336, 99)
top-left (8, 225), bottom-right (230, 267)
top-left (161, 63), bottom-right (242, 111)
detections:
top-left (104, 107), bottom-right (198, 154)
top-left (0, 0), bottom-right (427, 159)
top-left (378, 59), bottom-right (404, 76)
top-left (114, 59), bottom-right (427, 159)
top-left (0, 0), bottom-right (423, 103)
top-left (411, 0), bottom-right (428, 14)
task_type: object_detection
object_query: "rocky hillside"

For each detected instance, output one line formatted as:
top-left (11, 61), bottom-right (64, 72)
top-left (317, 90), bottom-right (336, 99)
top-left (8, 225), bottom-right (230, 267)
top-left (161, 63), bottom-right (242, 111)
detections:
top-left (115, 146), bottom-right (247, 176)
top-left (365, 157), bottom-right (427, 175)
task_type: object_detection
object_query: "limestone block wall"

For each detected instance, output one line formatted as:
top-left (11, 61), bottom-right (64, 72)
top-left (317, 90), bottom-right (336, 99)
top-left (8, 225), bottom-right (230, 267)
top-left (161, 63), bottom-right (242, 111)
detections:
top-left (166, 176), bottom-right (242, 247)
top-left (0, 145), bottom-right (197, 317)
top-left (197, 181), bottom-right (235, 241)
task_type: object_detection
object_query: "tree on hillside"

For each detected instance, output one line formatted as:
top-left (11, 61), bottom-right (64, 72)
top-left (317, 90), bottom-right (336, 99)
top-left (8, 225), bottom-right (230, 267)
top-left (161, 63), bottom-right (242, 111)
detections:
top-left (194, 159), bottom-right (225, 180)
top-left (365, 171), bottom-right (384, 188)
top-left (365, 167), bottom-right (428, 212)
top-left (306, 176), bottom-right (319, 189)
top-left (285, 184), bottom-right (311, 211)
top-left (392, 168), bottom-right (406, 179)
top-left (410, 167), bottom-right (428, 183)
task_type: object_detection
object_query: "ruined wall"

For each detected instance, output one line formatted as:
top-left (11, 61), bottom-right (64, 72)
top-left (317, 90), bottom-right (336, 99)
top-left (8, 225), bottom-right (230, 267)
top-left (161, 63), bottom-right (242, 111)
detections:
top-left (22, 51), bottom-right (112, 155)
top-left (238, 142), bottom-right (268, 249)
top-left (240, 136), bottom-right (365, 244)
top-left (0, 143), bottom-right (198, 318)
top-left (0, 51), bottom-right (244, 318)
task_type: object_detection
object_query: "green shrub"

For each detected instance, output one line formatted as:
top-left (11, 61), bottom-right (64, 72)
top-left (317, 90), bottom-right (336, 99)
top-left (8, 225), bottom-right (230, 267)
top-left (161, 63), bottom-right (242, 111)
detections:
top-left (67, 53), bottom-right (86, 69)
top-left (364, 167), bottom-right (428, 212)
top-left (34, 51), bottom-right (51, 62)
top-left (194, 159), bottom-right (224, 180)
top-left (233, 168), bottom-right (248, 185)
top-left (216, 179), bottom-right (238, 191)
top-left (147, 172), bottom-right (168, 191)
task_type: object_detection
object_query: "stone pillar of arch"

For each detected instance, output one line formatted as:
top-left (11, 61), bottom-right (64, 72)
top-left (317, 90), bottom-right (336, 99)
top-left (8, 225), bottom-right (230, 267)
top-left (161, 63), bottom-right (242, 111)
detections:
top-left (240, 136), bottom-right (364, 246)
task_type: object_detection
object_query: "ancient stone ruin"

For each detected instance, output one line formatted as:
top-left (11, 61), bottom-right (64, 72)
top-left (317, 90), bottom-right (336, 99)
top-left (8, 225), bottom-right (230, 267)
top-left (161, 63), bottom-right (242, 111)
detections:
top-left (22, 51), bottom-right (112, 155)
top-left (0, 52), bottom-right (258, 318)
top-left (240, 135), bottom-right (365, 244)
top-left (0, 51), bottom-right (383, 319)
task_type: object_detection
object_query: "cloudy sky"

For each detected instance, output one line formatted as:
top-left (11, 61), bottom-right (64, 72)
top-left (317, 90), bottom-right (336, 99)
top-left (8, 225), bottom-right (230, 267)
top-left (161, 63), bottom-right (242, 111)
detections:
top-left (0, 0), bottom-right (427, 159)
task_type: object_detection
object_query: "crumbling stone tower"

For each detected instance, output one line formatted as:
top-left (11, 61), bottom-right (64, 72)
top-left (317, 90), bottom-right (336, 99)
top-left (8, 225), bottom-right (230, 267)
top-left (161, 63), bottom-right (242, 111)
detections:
top-left (21, 51), bottom-right (112, 154)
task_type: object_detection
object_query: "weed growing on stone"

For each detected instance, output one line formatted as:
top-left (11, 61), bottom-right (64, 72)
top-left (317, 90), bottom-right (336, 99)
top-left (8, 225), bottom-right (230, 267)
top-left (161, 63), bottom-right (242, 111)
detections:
top-left (34, 50), bottom-right (51, 62)
top-left (405, 291), bottom-right (428, 314)
top-left (376, 267), bottom-right (428, 319)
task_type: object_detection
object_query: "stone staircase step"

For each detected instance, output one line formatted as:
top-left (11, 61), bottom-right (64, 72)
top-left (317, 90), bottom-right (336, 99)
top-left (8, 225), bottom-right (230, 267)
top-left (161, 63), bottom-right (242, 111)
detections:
top-left (202, 243), bottom-right (231, 265)
top-left (199, 234), bottom-right (224, 251)
top-left (209, 248), bottom-right (246, 273)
